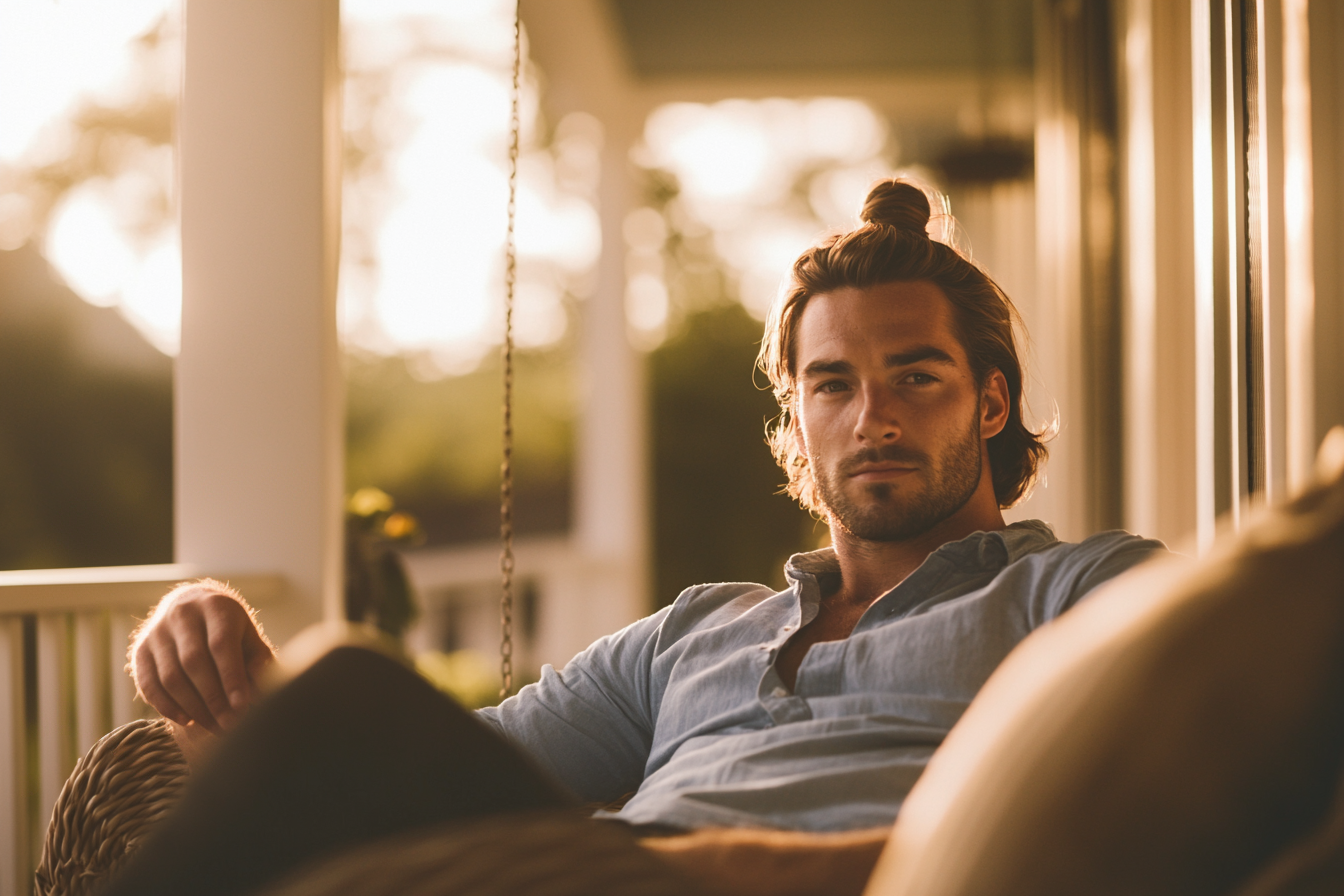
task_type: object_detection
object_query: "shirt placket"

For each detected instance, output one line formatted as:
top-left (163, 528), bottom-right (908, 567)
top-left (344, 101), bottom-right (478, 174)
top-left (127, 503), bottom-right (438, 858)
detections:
top-left (756, 577), bottom-right (817, 724)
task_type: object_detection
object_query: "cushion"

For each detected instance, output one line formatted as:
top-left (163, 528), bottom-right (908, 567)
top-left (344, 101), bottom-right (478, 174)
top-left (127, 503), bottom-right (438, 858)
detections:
top-left (1231, 770), bottom-right (1344, 896)
top-left (252, 811), bottom-right (700, 896)
top-left (864, 434), bottom-right (1344, 896)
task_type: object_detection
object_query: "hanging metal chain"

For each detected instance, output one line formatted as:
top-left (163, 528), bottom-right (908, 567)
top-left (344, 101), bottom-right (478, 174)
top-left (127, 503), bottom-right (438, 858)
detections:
top-left (499, 0), bottom-right (522, 699)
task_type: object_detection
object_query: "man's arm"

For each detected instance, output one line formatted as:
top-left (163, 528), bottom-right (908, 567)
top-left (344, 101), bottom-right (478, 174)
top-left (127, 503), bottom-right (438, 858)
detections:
top-left (479, 602), bottom-right (678, 803)
top-left (639, 826), bottom-right (890, 896)
top-left (128, 579), bottom-right (276, 735)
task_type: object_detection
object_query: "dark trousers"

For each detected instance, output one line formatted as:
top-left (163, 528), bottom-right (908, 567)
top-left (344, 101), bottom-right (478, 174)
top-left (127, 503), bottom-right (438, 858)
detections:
top-left (102, 647), bottom-right (578, 896)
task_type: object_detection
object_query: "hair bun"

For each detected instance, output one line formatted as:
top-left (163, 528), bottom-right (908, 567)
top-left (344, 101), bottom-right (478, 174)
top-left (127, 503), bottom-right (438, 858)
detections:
top-left (860, 179), bottom-right (932, 234)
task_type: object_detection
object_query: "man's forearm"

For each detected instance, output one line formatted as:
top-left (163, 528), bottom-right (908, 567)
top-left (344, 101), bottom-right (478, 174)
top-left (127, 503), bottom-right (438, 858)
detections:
top-left (638, 825), bottom-right (889, 896)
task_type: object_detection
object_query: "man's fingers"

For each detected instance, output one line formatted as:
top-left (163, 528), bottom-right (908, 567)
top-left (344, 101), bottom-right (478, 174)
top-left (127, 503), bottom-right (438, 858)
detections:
top-left (134, 648), bottom-right (193, 728)
top-left (210, 613), bottom-right (260, 712)
top-left (241, 624), bottom-right (276, 700)
top-left (200, 591), bottom-right (272, 711)
top-left (150, 640), bottom-right (223, 735)
top-left (172, 602), bottom-right (238, 729)
top-left (129, 580), bottom-right (271, 733)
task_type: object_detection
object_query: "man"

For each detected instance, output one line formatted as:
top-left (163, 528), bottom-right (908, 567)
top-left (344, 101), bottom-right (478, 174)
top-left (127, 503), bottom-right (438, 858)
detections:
top-left (122, 179), bottom-right (1163, 895)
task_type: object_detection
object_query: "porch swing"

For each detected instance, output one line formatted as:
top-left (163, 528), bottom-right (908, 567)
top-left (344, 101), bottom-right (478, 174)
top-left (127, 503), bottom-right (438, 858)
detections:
top-left (30, 2), bottom-right (1344, 893)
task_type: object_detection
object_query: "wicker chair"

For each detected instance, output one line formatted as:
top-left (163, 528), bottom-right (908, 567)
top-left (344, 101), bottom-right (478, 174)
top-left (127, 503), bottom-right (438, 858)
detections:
top-left (33, 672), bottom-right (1344, 896)
top-left (35, 707), bottom-right (1344, 896)
top-left (35, 719), bottom-right (189, 896)
top-left (34, 719), bottom-right (691, 896)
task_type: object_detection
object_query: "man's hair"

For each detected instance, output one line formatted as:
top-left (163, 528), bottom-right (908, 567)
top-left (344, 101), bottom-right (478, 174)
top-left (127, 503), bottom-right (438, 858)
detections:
top-left (757, 178), bottom-right (1049, 513)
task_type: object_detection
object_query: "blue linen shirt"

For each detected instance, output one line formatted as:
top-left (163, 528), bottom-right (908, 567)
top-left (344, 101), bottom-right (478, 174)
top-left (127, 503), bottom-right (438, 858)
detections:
top-left (479, 521), bottom-right (1164, 832)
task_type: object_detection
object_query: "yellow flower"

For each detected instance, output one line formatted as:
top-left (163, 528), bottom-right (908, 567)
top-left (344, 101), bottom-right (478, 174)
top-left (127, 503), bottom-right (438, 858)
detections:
top-left (382, 511), bottom-right (419, 540)
top-left (348, 486), bottom-right (394, 517)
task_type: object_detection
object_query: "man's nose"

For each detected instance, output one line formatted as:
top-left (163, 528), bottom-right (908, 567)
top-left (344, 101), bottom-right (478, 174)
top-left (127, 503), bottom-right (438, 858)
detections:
top-left (854, 384), bottom-right (901, 444)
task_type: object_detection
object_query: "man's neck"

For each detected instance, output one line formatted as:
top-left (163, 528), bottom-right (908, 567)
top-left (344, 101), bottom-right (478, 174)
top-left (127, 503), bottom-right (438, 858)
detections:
top-left (826, 505), bottom-right (1007, 610)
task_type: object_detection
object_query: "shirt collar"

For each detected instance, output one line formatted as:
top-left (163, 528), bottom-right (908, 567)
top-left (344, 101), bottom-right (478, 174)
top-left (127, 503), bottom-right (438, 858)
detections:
top-left (783, 519), bottom-right (1060, 587)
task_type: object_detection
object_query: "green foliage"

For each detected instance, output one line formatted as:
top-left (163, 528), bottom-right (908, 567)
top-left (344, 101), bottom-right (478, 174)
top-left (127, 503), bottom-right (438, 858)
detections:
top-left (649, 303), bottom-right (818, 606)
top-left (0, 17), bottom-right (181, 572)
top-left (345, 349), bottom-right (576, 544)
top-left (414, 649), bottom-right (501, 709)
top-left (0, 247), bottom-right (172, 570)
top-left (344, 487), bottom-right (424, 638)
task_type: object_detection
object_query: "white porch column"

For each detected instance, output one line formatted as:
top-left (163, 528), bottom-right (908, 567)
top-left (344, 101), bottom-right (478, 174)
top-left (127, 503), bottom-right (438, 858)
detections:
top-left (568, 119), bottom-right (649, 643)
top-left (524, 0), bottom-right (649, 664)
top-left (177, 0), bottom-right (344, 641)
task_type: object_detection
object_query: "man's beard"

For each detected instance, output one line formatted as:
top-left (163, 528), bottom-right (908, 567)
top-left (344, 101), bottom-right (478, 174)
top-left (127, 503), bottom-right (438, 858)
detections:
top-left (813, 411), bottom-right (984, 543)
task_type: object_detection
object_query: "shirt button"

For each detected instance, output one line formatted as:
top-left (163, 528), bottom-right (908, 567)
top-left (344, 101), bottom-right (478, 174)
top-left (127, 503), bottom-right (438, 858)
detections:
top-left (771, 686), bottom-right (789, 698)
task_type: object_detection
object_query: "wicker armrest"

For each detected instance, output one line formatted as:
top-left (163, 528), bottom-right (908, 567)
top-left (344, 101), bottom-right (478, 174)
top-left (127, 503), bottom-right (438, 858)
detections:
top-left (33, 720), bottom-right (693, 896)
top-left (36, 718), bottom-right (190, 896)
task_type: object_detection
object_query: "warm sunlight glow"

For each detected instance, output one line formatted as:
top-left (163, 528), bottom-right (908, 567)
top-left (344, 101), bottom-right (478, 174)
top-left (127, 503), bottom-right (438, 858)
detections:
top-left (340, 2), bottom-right (602, 372)
top-left (646, 102), bottom-right (773, 203)
top-left (638, 97), bottom-right (892, 326)
top-left (3, 0), bottom-right (179, 350)
top-left (45, 181), bottom-right (180, 353)
top-left (121, 235), bottom-right (182, 355)
top-left (4, 0), bottom-right (599, 366)
top-left (45, 184), bottom-right (139, 308)
top-left (0, 0), bottom-right (170, 162)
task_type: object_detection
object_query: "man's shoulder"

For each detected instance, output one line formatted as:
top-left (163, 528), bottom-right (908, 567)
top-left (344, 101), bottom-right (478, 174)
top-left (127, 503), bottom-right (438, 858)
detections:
top-left (1043, 527), bottom-right (1168, 564)
top-left (656, 580), bottom-right (783, 639)
top-left (668, 580), bottom-right (782, 613)
top-left (1009, 524), bottom-right (1168, 614)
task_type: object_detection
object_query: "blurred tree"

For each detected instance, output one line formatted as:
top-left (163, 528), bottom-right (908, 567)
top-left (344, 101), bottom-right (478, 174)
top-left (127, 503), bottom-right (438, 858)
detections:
top-left (1, 9), bottom-right (821, 596)
top-left (0, 16), bottom-right (178, 571)
top-left (3, 18), bottom-right (178, 265)
top-left (345, 348), bottom-right (575, 545)
top-left (0, 245), bottom-right (172, 570)
top-left (649, 303), bottom-right (817, 607)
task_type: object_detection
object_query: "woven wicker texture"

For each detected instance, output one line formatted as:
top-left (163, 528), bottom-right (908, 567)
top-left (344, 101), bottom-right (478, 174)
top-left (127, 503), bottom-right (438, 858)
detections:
top-left (253, 811), bottom-right (700, 896)
top-left (35, 718), bottom-right (189, 896)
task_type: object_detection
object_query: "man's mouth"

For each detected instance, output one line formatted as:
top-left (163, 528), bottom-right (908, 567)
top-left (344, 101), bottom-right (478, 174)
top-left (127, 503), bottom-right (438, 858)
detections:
top-left (847, 463), bottom-right (918, 481)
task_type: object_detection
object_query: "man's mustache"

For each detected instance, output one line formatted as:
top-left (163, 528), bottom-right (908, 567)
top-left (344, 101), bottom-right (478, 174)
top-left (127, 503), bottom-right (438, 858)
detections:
top-left (838, 445), bottom-right (931, 476)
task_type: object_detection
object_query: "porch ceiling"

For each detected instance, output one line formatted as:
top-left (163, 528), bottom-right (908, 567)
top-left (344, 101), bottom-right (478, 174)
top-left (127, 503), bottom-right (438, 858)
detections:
top-left (606, 0), bottom-right (1034, 78)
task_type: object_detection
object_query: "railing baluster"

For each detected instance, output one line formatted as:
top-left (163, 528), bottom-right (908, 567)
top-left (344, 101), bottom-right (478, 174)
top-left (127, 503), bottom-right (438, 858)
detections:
top-left (0, 566), bottom-right (286, 874)
top-left (74, 611), bottom-right (109, 759)
top-left (0, 617), bottom-right (28, 896)
top-left (36, 613), bottom-right (72, 846)
top-left (110, 612), bottom-right (139, 728)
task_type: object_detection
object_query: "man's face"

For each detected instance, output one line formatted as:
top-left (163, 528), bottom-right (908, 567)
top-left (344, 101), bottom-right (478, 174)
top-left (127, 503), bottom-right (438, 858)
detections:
top-left (792, 281), bottom-right (997, 542)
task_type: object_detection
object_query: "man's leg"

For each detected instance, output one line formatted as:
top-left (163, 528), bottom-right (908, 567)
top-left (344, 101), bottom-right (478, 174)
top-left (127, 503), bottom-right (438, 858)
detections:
top-left (102, 646), bottom-right (576, 896)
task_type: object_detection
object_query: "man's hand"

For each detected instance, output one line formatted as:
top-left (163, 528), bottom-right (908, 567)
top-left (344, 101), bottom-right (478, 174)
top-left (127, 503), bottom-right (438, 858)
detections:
top-left (639, 826), bottom-right (890, 896)
top-left (129, 579), bottom-right (276, 735)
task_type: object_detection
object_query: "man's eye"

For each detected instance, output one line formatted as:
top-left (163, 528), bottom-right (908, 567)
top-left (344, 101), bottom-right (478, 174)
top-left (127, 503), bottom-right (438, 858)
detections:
top-left (817, 381), bottom-right (849, 394)
top-left (904, 373), bottom-right (937, 385)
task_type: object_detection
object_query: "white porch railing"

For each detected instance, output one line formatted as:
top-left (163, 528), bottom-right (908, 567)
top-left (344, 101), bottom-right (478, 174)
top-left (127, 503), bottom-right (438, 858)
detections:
top-left (0, 565), bottom-right (285, 896)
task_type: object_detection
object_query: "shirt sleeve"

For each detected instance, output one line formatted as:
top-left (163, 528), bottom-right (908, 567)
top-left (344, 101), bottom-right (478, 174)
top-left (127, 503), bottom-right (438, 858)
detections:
top-left (1042, 531), bottom-right (1169, 620)
top-left (475, 605), bottom-right (672, 803)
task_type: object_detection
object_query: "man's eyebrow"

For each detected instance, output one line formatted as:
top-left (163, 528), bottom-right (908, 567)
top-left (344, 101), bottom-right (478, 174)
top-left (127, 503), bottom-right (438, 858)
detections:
top-left (800, 359), bottom-right (855, 378)
top-left (799, 346), bottom-right (958, 379)
top-left (800, 346), bottom-right (959, 377)
top-left (885, 345), bottom-right (957, 367)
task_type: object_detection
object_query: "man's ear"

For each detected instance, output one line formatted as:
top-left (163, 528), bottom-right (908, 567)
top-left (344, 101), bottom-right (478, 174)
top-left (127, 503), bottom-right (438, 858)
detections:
top-left (981, 370), bottom-right (1009, 440)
